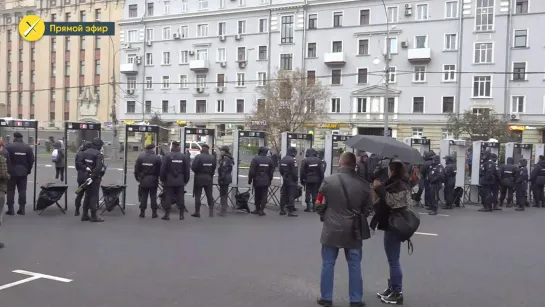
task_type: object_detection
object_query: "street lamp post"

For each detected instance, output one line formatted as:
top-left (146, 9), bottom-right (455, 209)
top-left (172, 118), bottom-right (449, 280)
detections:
top-left (382, 0), bottom-right (391, 137)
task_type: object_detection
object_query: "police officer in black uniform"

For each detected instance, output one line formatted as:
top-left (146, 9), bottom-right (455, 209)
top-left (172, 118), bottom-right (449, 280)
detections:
top-left (490, 153), bottom-right (501, 210)
top-left (191, 144), bottom-right (217, 218)
top-left (81, 138), bottom-right (105, 222)
top-left (135, 144), bottom-right (162, 219)
top-left (479, 151), bottom-right (497, 212)
top-left (300, 148), bottom-right (323, 212)
top-left (442, 155), bottom-right (456, 209)
top-left (160, 141), bottom-right (190, 220)
top-left (5, 131), bottom-right (34, 216)
top-left (248, 146), bottom-right (274, 216)
top-left (279, 147), bottom-right (299, 217)
top-left (420, 151), bottom-right (435, 208)
top-left (515, 159), bottom-right (529, 211)
top-left (499, 157), bottom-right (517, 208)
top-left (530, 155), bottom-right (545, 208)
top-left (217, 146), bottom-right (234, 217)
top-left (74, 141), bottom-right (92, 216)
top-left (428, 155), bottom-right (444, 215)
top-left (356, 152), bottom-right (369, 181)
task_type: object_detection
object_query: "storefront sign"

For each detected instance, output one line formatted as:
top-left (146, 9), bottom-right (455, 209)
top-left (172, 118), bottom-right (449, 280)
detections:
top-left (304, 123), bottom-right (351, 129)
top-left (509, 125), bottom-right (525, 131)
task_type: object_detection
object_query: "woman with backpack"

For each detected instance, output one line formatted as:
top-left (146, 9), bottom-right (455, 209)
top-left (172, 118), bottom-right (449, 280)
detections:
top-left (52, 140), bottom-right (65, 181)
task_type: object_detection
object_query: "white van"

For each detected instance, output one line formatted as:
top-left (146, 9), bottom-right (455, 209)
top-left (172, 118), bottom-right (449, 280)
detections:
top-left (186, 141), bottom-right (207, 160)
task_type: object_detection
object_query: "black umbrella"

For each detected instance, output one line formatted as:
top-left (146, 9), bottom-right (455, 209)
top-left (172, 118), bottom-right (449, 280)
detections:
top-left (346, 135), bottom-right (424, 164)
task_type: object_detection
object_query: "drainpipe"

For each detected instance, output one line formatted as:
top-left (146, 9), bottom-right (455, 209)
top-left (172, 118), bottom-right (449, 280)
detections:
top-left (141, 18), bottom-right (147, 121)
top-left (502, 0), bottom-right (513, 120)
top-left (266, 7), bottom-right (272, 84)
top-left (301, 0), bottom-right (308, 71)
top-left (454, 0), bottom-right (463, 118)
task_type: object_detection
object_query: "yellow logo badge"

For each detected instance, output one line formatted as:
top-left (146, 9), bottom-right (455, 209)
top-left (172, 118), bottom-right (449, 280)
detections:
top-left (18, 15), bottom-right (45, 42)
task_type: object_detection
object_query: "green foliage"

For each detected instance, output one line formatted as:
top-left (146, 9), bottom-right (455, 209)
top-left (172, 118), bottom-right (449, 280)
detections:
top-left (445, 110), bottom-right (517, 142)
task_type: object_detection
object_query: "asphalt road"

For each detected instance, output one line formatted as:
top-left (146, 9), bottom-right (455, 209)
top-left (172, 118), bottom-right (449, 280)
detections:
top-left (1, 203), bottom-right (544, 307)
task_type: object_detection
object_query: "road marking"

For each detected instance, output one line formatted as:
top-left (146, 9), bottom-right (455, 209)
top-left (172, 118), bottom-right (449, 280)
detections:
top-left (126, 203), bottom-right (137, 206)
top-left (418, 212), bottom-right (450, 217)
top-left (0, 270), bottom-right (72, 291)
top-left (414, 232), bottom-right (438, 236)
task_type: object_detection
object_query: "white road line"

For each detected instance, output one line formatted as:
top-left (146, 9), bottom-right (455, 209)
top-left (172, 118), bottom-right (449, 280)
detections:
top-left (418, 212), bottom-right (450, 217)
top-left (0, 270), bottom-right (72, 291)
top-left (126, 203), bottom-right (137, 206)
top-left (414, 232), bottom-right (438, 236)
top-left (0, 276), bottom-right (41, 291)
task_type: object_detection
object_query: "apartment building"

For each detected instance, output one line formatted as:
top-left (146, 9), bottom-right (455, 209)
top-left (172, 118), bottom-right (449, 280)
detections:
top-left (0, 0), bottom-right (123, 128)
top-left (118, 0), bottom-right (545, 145)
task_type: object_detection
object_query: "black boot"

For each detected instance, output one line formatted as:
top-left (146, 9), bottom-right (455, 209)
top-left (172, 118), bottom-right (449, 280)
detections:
top-left (279, 208), bottom-right (287, 216)
top-left (312, 204), bottom-right (317, 212)
top-left (192, 204), bottom-right (201, 218)
top-left (89, 211), bottom-right (104, 223)
top-left (5, 207), bottom-right (14, 215)
top-left (139, 209), bottom-right (145, 218)
top-left (209, 206), bottom-right (214, 218)
top-left (75, 207), bottom-right (80, 216)
top-left (493, 203), bottom-right (502, 211)
top-left (377, 279), bottom-right (392, 299)
top-left (179, 210), bottom-right (184, 220)
top-left (152, 209), bottom-right (158, 219)
top-left (304, 203), bottom-right (312, 212)
top-left (428, 210), bottom-right (438, 215)
top-left (316, 298), bottom-right (333, 307)
top-left (287, 209), bottom-right (298, 217)
top-left (191, 212), bottom-right (200, 218)
top-left (81, 210), bottom-right (90, 221)
top-left (16, 206), bottom-right (25, 215)
top-left (162, 210), bottom-right (170, 220)
top-left (250, 209), bottom-right (260, 214)
top-left (506, 201), bottom-right (512, 208)
top-left (381, 291), bottom-right (403, 305)
top-left (218, 206), bottom-right (227, 217)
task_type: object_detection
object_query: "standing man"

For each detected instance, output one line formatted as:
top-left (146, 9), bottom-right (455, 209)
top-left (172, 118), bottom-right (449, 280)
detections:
top-left (499, 157), bottom-right (517, 208)
top-left (191, 144), bottom-right (216, 218)
top-left (442, 155), bottom-right (456, 209)
top-left (81, 138), bottom-right (105, 222)
top-left (479, 151), bottom-right (497, 212)
top-left (279, 147), bottom-right (299, 217)
top-left (160, 141), bottom-right (190, 221)
top-left (428, 155), bottom-right (444, 215)
top-left (530, 155), bottom-right (545, 208)
top-left (421, 151), bottom-right (435, 209)
top-left (0, 140), bottom-right (10, 249)
top-left (490, 153), bottom-right (501, 210)
top-left (53, 140), bottom-right (65, 182)
top-left (5, 132), bottom-right (34, 216)
top-left (355, 152), bottom-right (368, 181)
top-left (515, 159), bottom-right (529, 211)
top-left (74, 141), bottom-right (92, 216)
top-left (248, 146), bottom-right (274, 216)
top-left (217, 146), bottom-right (234, 217)
top-left (300, 148), bottom-right (323, 212)
top-left (135, 144), bottom-right (161, 218)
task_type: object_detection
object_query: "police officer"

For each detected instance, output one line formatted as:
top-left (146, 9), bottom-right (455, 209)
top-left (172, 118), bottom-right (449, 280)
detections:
top-left (191, 144), bottom-right (217, 218)
top-left (530, 155), bottom-right (545, 208)
top-left (81, 138), bottom-right (105, 222)
top-left (135, 144), bottom-right (161, 219)
top-left (499, 157), bottom-right (517, 208)
top-left (217, 146), bottom-right (234, 217)
top-left (5, 131), bottom-right (34, 216)
top-left (515, 159), bottom-right (529, 211)
top-left (300, 148), bottom-right (323, 212)
top-left (490, 153), bottom-right (501, 210)
top-left (248, 146), bottom-right (274, 216)
top-left (160, 141), bottom-right (190, 220)
top-left (74, 141), bottom-right (92, 216)
top-left (428, 155), bottom-right (444, 215)
top-left (279, 147), bottom-right (299, 217)
top-left (479, 151), bottom-right (497, 212)
top-left (421, 151), bottom-right (435, 209)
top-left (442, 155), bottom-right (456, 209)
top-left (356, 152), bottom-right (369, 181)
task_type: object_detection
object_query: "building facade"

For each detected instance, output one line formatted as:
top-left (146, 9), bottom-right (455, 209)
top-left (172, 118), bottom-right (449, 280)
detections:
top-left (118, 0), bottom-right (545, 147)
top-left (0, 0), bottom-right (123, 128)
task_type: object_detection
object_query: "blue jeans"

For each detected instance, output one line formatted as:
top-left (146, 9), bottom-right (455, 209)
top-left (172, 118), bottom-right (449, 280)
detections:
top-left (320, 245), bottom-right (363, 303)
top-left (384, 231), bottom-right (403, 292)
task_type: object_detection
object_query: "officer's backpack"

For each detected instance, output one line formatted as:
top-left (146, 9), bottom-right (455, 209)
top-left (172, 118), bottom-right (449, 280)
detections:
top-left (51, 149), bottom-right (59, 162)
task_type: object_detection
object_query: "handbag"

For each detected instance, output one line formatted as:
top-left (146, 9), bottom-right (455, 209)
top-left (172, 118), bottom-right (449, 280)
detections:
top-left (388, 206), bottom-right (420, 242)
top-left (338, 176), bottom-right (371, 241)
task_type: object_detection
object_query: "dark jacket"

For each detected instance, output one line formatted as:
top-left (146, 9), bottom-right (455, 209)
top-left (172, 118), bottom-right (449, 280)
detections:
top-left (421, 151), bottom-right (435, 182)
top-left (356, 155), bottom-right (369, 181)
top-left (444, 156), bottom-right (456, 187)
top-left (134, 149), bottom-right (161, 188)
top-left (191, 148), bottom-right (217, 187)
top-left (371, 177), bottom-right (413, 231)
top-left (82, 146), bottom-right (104, 180)
top-left (429, 156), bottom-right (444, 186)
top-left (530, 160), bottom-right (545, 185)
top-left (499, 157), bottom-right (517, 188)
top-left (76, 142), bottom-right (92, 183)
top-left (279, 147), bottom-right (298, 186)
top-left (217, 153), bottom-right (234, 186)
top-left (316, 167), bottom-right (373, 249)
top-left (300, 148), bottom-right (323, 184)
top-left (516, 159), bottom-right (529, 189)
top-left (479, 152), bottom-right (496, 186)
top-left (248, 146), bottom-right (274, 187)
top-left (160, 147), bottom-right (191, 187)
top-left (5, 137), bottom-right (34, 177)
top-left (53, 141), bottom-right (65, 168)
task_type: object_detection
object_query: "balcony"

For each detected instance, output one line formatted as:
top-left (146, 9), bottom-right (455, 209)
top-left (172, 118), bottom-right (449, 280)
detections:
top-left (189, 60), bottom-right (210, 72)
top-left (323, 52), bottom-right (345, 66)
top-left (120, 63), bottom-right (138, 74)
top-left (408, 48), bottom-right (431, 63)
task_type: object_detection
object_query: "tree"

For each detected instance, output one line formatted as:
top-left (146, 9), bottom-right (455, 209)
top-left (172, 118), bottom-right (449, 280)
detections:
top-left (246, 68), bottom-right (331, 152)
top-left (139, 113), bottom-right (172, 148)
top-left (446, 110), bottom-right (517, 142)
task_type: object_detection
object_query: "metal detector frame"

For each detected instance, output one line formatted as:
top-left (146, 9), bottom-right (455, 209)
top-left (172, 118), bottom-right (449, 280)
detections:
top-left (405, 137), bottom-right (431, 155)
top-left (231, 130), bottom-right (266, 188)
top-left (180, 127), bottom-right (216, 155)
top-left (63, 122), bottom-right (102, 211)
top-left (324, 134), bottom-right (352, 176)
top-left (505, 142), bottom-right (532, 182)
top-left (123, 124), bottom-right (160, 209)
top-left (0, 119), bottom-right (38, 210)
top-left (280, 132), bottom-right (314, 158)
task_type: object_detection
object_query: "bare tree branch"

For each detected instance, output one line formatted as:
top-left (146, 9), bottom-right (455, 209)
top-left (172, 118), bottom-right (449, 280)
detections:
top-left (446, 110), bottom-right (517, 142)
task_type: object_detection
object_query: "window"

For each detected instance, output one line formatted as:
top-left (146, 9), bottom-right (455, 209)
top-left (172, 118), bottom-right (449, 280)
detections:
top-left (415, 36), bottom-right (427, 48)
top-left (412, 97), bottom-right (424, 113)
top-left (472, 108), bottom-right (491, 115)
top-left (217, 22), bottom-right (225, 36)
top-left (127, 54), bottom-right (137, 64)
top-left (180, 75), bottom-right (188, 88)
top-left (416, 4), bottom-right (428, 20)
top-left (197, 75), bottom-right (206, 87)
top-left (443, 64), bottom-right (456, 81)
top-left (95, 9), bottom-right (101, 20)
top-left (79, 61), bottom-right (85, 75)
top-left (216, 74), bottom-right (225, 87)
top-left (333, 12), bottom-right (343, 27)
top-left (473, 76), bottom-right (492, 97)
top-left (127, 76), bottom-right (137, 90)
top-left (357, 98), bottom-right (367, 113)
top-left (80, 37), bottom-right (86, 50)
top-left (162, 52), bottom-right (171, 65)
top-left (147, 3), bottom-right (154, 16)
top-left (514, 29), bottom-right (528, 48)
top-left (65, 89), bottom-right (70, 103)
top-left (258, 46), bottom-right (267, 60)
top-left (145, 53), bottom-right (153, 65)
top-left (357, 68), bottom-right (368, 84)
top-left (197, 24), bottom-right (208, 37)
top-left (144, 101), bottom-right (152, 113)
top-left (281, 16), bottom-right (294, 43)
top-left (331, 69), bottom-right (341, 85)
top-left (164, 1), bottom-right (170, 14)
top-left (387, 6), bottom-right (398, 23)
top-left (308, 14), bottom-right (317, 29)
top-left (219, 0), bottom-right (225, 8)
top-left (196, 100), bottom-right (207, 113)
top-left (94, 60), bottom-right (100, 75)
top-left (162, 27), bottom-right (171, 40)
top-left (358, 39), bottom-right (369, 55)
top-left (236, 99), bottom-right (245, 113)
top-left (237, 47), bottom-right (246, 61)
top-left (162, 76), bottom-right (170, 89)
top-left (238, 0), bottom-right (244, 6)
top-left (217, 48), bottom-right (226, 62)
top-left (65, 37), bottom-right (71, 51)
top-left (412, 128), bottom-right (424, 138)
top-left (476, 0), bottom-right (494, 31)
top-left (387, 98), bottom-right (395, 113)
top-left (196, 49), bottom-right (208, 61)
top-left (332, 41), bottom-right (343, 52)
top-left (258, 72), bottom-right (267, 86)
top-left (445, 34), bottom-right (457, 50)
top-left (198, 0), bottom-right (208, 10)
top-left (65, 62), bottom-right (70, 76)
top-left (445, 1), bottom-right (458, 18)
top-left (180, 26), bottom-right (189, 38)
top-left (180, 100), bottom-right (187, 113)
top-left (513, 62), bottom-right (526, 81)
top-left (180, 51), bottom-right (189, 64)
top-left (216, 100), bottom-right (225, 112)
top-left (359, 9), bottom-right (370, 25)
top-left (307, 43), bottom-right (316, 57)
top-left (145, 77), bottom-right (153, 89)
top-left (127, 101), bottom-right (136, 113)
top-left (474, 42), bottom-right (493, 63)
top-left (236, 73), bottom-right (245, 86)
top-left (237, 20), bottom-right (246, 34)
top-left (413, 66), bottom-right (426, 82)
top-left (181, 0), bottom-right (188, 11)
top-left (511, 96), bottom-right (525, 113)
top-left (259, 18), bottom-right (268, 33)
top-left (388, 37), bottom-right (398, 53)
top-left (331, 98), bottom-right (341, 113)
top-left (515, 0), bottom-right (528, 14)
top-left (280, 54), bottom-right (292, 70)
top-left (442, 97), bottom-right (454, 113)
top-left (129, 5), bottom-right (137, 17)
top-left (307, 71), bottom-right (316, 85)
top-left (160, 100), bottom-right (169, 113)
top-left (95, 37), bottom-right (101, 48)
